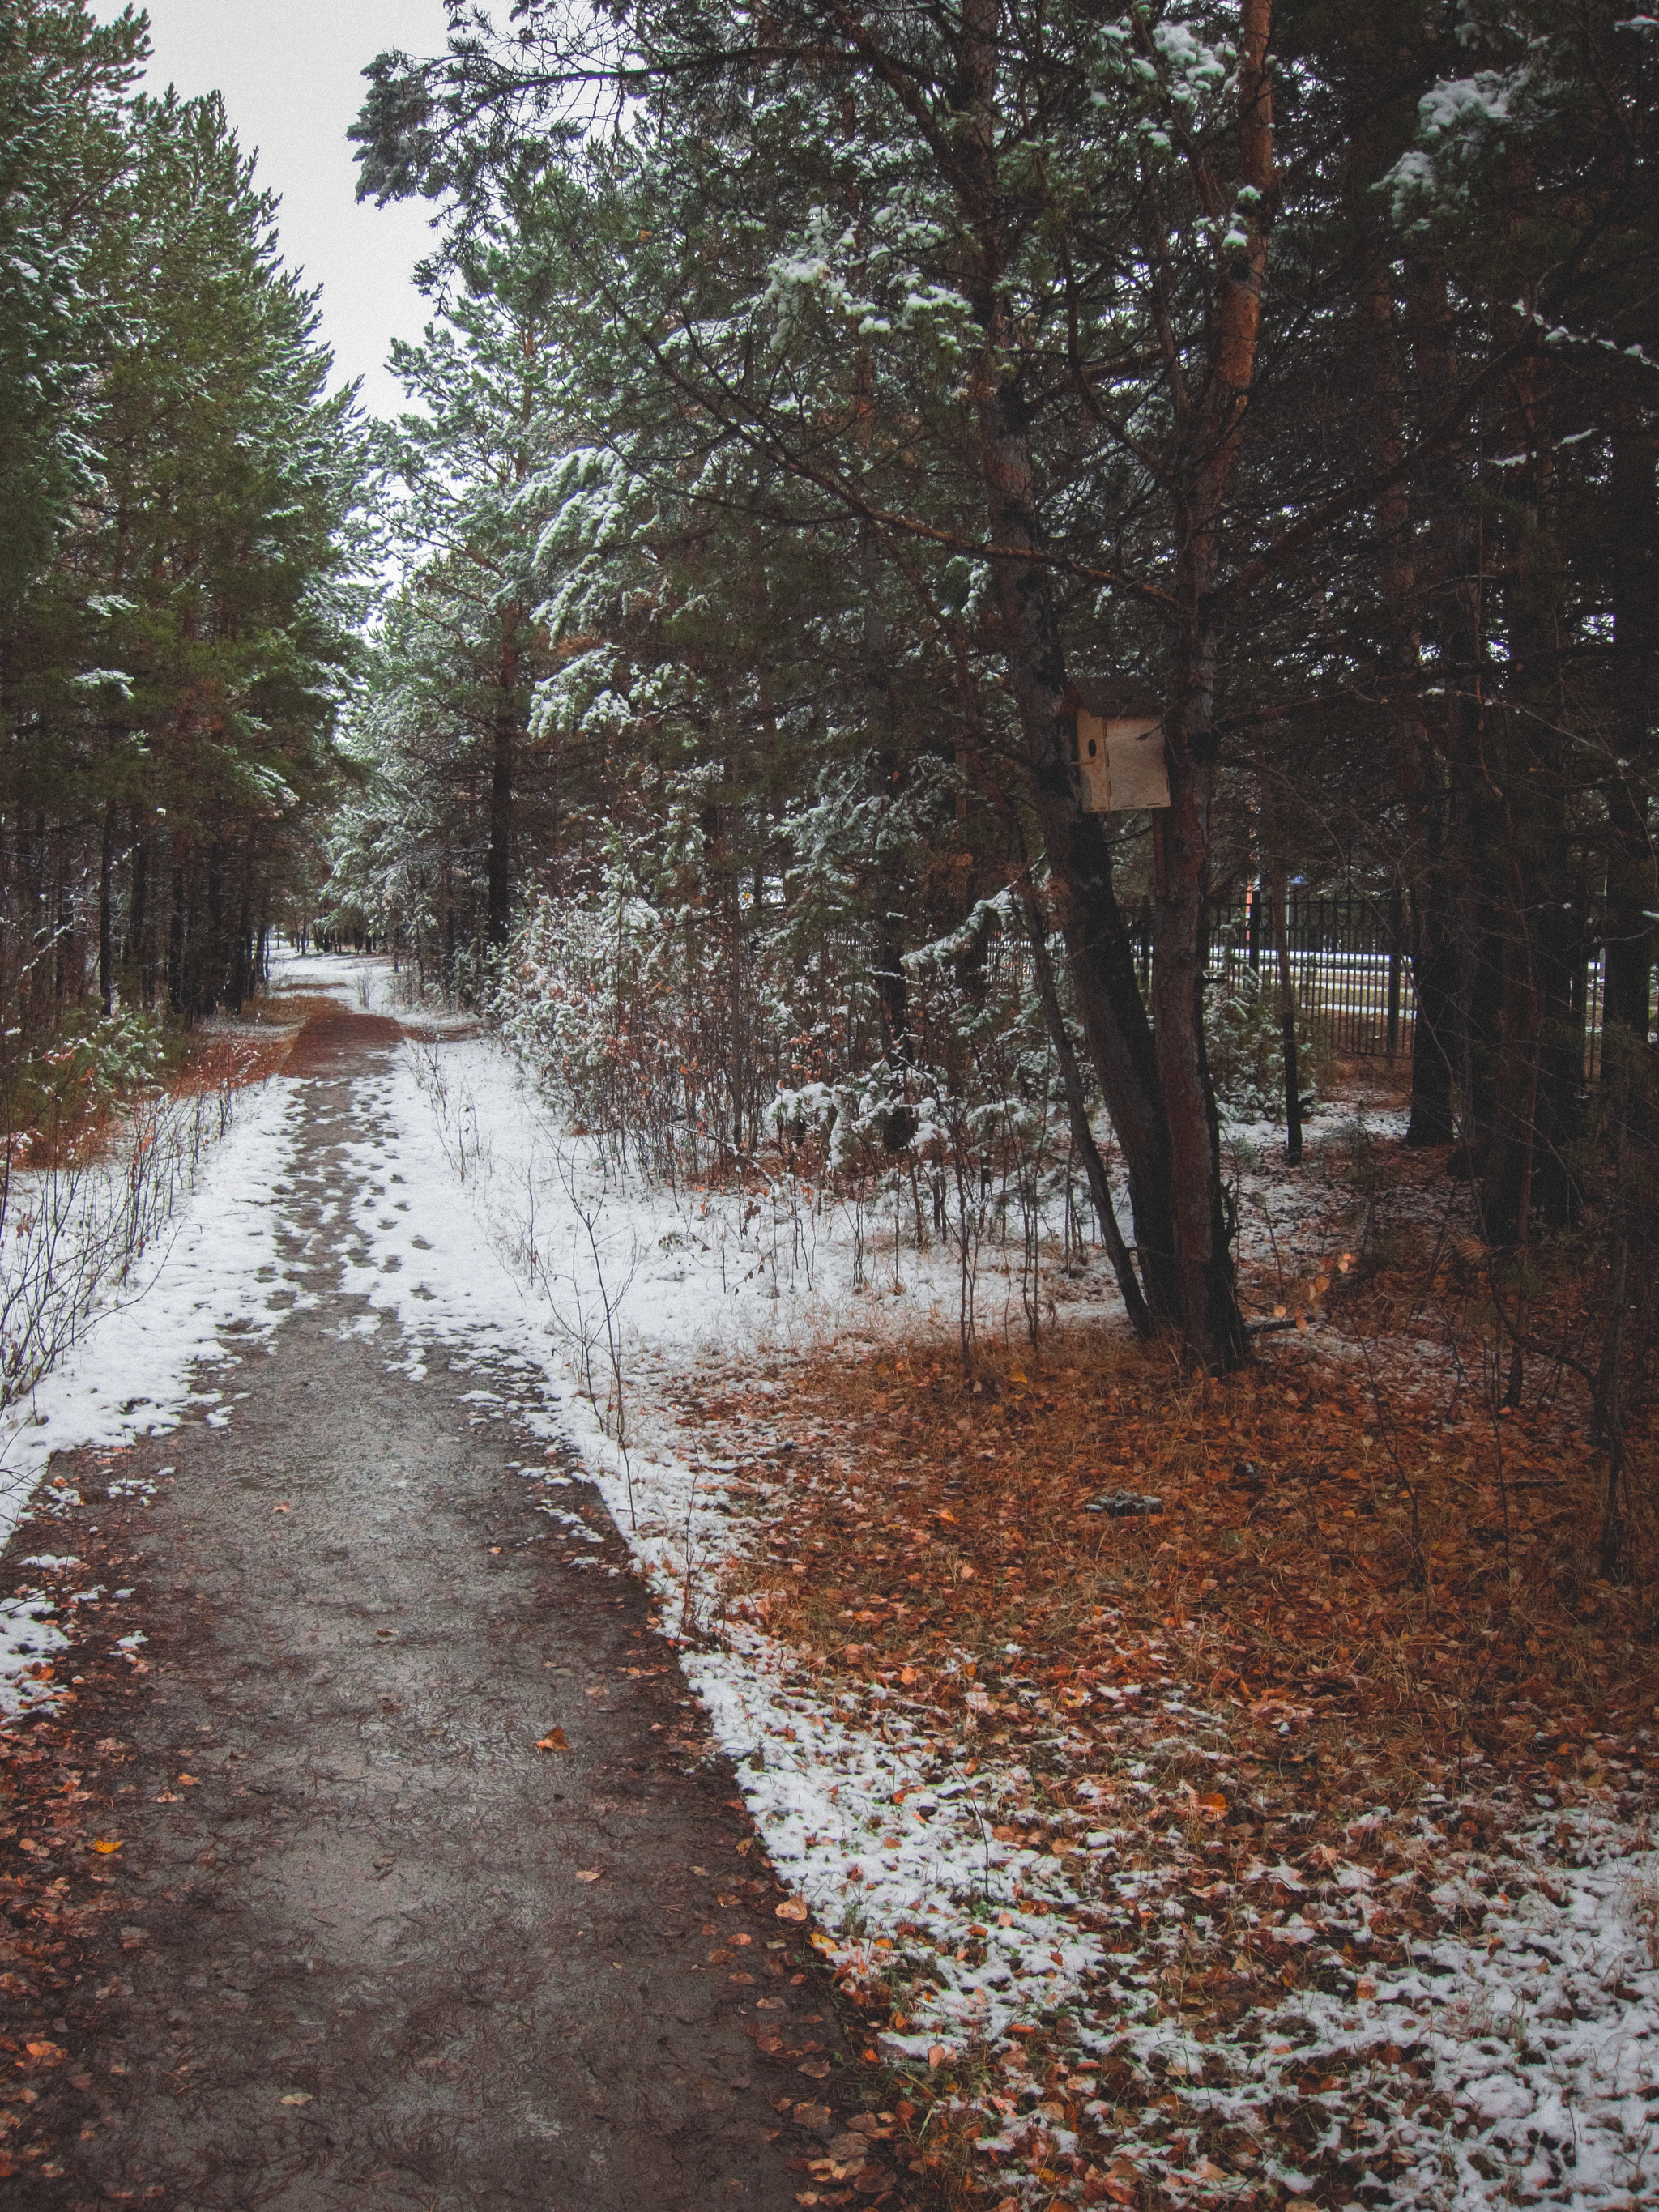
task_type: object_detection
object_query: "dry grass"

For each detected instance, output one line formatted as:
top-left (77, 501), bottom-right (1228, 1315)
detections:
top-left (8, 1025), bottom-right (294, 1172)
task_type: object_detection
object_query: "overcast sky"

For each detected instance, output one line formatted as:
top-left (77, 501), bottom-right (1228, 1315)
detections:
top-left (92, 0), bottom-right (456, 417)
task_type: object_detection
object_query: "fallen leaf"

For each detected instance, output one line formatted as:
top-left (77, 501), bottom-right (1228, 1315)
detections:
top-left (536, 1728), bottom-right (571, 1752)
top-left (928, 2044), bottom-right (949, 2069)
top-left (775, 1898), bottom-right (809, 1922)
top-left (797, 2058), bottom-right (831, 2079)
top-left (274, 1503), bottom-right (292, 1513)
top-left (177, 1775), bottom-right (198, 1786)
top-left (279, 2091), bottom-right (312, 2107)
top-left (89, 1839), bottom-right (122, 1854)
top-left (574, 1869), bottom-right (601, 1882)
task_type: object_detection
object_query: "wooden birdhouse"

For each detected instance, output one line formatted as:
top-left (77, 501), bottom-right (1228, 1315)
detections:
top-left (1073, 686), bottom-right (1168, 812)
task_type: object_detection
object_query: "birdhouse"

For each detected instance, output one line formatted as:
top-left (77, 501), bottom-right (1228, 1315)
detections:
top-left (1076, 706), bottom-right (1168, 812)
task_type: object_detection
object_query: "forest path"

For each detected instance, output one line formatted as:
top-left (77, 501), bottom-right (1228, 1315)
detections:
top-left (14, 1011), bottom-right (842, 2210)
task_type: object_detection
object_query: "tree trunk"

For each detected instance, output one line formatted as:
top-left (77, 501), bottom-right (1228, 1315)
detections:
top-left (130, 812), bottom-right (152, 1008)
top-left (98, 803), bottom-right (115, 1016)
top-left (1018, 882), bottom-right (1152, 1336)
top-left (1606, 418), bottom-right (1656, 1043)
top-left (1260, 837), bottom-right (1301, 1165)
top-left (1144, 0), bottom-right (1274, 1369)
top-left (486, 621), bottom-right (521, 953)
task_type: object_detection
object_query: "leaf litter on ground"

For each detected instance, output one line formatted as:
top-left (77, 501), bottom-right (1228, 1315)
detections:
top-left (660, 1303), bottom-right (1658, 2210)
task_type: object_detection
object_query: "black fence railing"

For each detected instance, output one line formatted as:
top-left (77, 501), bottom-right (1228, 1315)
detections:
top-left (1209, 892), bottom-right (1414, 1061)
top-left (1191, 895), bottom-right (1629, 1073)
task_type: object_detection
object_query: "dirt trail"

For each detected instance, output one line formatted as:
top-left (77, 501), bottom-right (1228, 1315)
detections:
top-left (1, 1015), bottom-right (877, 2209)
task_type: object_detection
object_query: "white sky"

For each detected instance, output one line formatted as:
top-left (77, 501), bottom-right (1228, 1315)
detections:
top-left (92, 1), bottom-right (457, 417)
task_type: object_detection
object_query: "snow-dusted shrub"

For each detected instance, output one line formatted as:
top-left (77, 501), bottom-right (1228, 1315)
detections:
top-left (58, 1008), bottom-right (168, 1106)
top-left (1206, 957), bottom-right (1323, 1123)
top-left (497, 872), bottom-right (797, 1183)
top-left (2, 1008), bottom-right (170, 1157)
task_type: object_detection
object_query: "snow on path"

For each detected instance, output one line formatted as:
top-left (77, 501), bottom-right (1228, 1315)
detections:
top-left (275, 954), bottom-right (1659, 2210)
top-left (5, 947), bottom-right (1653, 2206)
top-left (313, 1010), bottom-right (1100, 2035)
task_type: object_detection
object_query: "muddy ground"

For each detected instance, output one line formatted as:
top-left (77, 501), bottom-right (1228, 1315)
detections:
top-left (0, 1013), bottom-right (910, 2209)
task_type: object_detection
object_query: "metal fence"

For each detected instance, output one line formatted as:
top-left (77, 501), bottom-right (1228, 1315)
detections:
top-left (1209, 892), bottom-right (1414, 1060)
top-left (1193, 894), bottom-right (1624, 1073)
top-left (1121, 893), bottom-right (1417, 1061)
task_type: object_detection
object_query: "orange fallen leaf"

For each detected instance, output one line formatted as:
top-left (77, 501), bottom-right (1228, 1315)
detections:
top-left (274, 1503), bottom-right (292, 1514)
top-left (536, 1728), bottom-right (571, 1752)
top-left (89, 1839), bottom-right (122, 1854)
top-left (177, 1775), bottom-right (198, 1786)
top-left (574, 1869), bottom-right (600, 1882)
top-left (927, 2043), bottom-right (950, 2069)
top-left (774, 1897), bottom-right (809, 1922)
top-left (279, 2091), bottom-right (312, 2106)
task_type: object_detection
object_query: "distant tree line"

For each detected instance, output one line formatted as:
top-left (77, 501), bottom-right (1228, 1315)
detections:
top-left (0, 0), bottom-right (364, 1112)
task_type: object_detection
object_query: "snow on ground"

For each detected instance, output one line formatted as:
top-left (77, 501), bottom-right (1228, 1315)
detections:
top-left (6, 948), bottom-right (1653, 2203)
top-left (267, 950), bottom-right (1658, 2209)
top-left (0, 1074), bottom-right (301, 1712)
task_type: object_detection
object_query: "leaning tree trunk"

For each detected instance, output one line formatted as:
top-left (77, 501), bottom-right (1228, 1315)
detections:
top-left (953, 0), bottom-right (1188, 1340)
top-left (1145, 0), bottom-right (1276, 1370)
top-left (1017, 879), bottom-right (1153, 1336)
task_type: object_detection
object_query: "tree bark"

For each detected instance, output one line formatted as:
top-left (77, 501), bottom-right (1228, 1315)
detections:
top-left (1145, 0), bottom-right (1275, 1368)
top-left (1606, 417), bottom-right (1657, 1043)
top-left (98, 803), bottom-right (115, 1017)
top-left (486, 619), bottom-right (522, 953)
top-left (1017, 882), bottom-right (1153, 1336)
